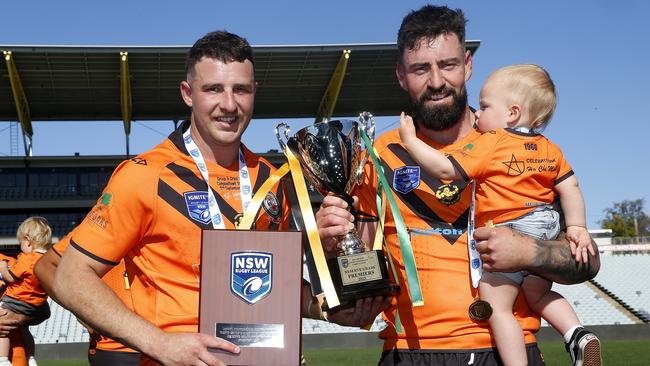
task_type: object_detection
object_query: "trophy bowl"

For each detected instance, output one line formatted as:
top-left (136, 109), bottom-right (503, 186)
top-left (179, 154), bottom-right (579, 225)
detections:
top-left (276, 113), bottom-right (399, 310)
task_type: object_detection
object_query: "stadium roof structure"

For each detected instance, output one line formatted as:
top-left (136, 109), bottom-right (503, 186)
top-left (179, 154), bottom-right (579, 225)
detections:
top-left (1, 41), bottom-right (480, 122)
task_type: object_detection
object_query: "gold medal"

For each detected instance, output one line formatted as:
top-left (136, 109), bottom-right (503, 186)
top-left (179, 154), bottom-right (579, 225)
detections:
top-left (468, 299), bottom-right (493, 321)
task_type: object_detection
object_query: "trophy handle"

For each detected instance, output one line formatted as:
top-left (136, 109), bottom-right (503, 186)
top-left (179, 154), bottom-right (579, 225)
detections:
top-left (358, 111), bottom-right (376, 144)
top-left (275, 122), bottom-right (291, 152)
top-left (356, 112), bottom-right (376, 184)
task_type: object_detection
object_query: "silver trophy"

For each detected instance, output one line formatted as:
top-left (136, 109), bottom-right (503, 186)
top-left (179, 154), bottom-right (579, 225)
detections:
top-left (276, 112), bottom-right (399, 309)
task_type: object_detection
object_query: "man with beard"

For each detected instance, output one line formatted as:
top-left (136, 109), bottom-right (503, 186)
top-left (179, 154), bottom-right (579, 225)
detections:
top-left (316, 5), bottom-right (600, 365)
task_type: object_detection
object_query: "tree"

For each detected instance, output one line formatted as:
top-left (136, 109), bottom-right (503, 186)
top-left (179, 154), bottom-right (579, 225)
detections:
top-left (600, 198), bottom-right (650, 237)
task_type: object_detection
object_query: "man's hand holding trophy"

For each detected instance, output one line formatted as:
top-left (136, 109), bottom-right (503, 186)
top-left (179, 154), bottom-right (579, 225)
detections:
top-left (276, 112), bottom-right (400, 312)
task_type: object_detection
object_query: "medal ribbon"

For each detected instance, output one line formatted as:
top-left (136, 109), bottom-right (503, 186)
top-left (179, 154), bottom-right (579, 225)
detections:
top-left (467, 181), bottom-right (482, 288)
top-left (183, 127), bottom-right (252, 229)
top-left (283, 145), bottom-right (340, 308)
top-left (360, 129), bottom-right (423, 307)
top-left (237, 163), bottom-right (290, 230)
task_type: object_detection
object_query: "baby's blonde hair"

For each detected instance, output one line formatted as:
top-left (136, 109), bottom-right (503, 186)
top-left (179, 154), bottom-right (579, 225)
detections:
top-left (17, 216), bottom-right (52, 250)
top-left (488, 64), bottom-right (557, 130)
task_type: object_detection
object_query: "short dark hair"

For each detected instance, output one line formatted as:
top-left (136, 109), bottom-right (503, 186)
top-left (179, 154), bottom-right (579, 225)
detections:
top-left (397, 5), bottom-right (467, 58)
top-left (185, 30), bottom-right (254, 78)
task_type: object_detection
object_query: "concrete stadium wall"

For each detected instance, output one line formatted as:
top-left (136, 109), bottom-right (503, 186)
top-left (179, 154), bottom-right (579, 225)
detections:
top-left (35, 324), bottom-right (650, 360)
top-left (35, 342), bottom-right (88, 360)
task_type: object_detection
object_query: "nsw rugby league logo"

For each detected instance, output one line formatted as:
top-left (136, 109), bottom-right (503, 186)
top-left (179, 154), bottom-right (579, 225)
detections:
top-left (230, 252), bottom-right (272, 305)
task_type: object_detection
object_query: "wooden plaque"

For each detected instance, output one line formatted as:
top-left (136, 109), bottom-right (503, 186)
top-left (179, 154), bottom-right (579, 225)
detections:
top-left (199, 229), bottom-right (303, 365)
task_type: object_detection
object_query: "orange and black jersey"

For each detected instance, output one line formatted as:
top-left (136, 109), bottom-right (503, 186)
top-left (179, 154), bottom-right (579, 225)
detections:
top-left (3, 251), bottom-right (47, 307)
top-left (357, 128), bottom-right (540, 350)
top-left (71, 121), bottom-right (291, 333)
top-left (448, 128), bottom-right (573, 226)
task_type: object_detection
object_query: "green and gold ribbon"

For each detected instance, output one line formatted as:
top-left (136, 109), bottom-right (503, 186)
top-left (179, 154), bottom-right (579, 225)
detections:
top-left (360, 129), bottom-right (423, 308)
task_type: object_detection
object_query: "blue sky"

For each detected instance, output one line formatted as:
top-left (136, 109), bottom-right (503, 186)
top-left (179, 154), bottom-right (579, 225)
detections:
top-left (1, 0), bottom-right (649, 229)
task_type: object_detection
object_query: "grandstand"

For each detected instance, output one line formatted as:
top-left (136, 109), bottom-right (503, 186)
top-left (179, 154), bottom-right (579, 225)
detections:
top-left (2, 41), bottom-right (649, 361)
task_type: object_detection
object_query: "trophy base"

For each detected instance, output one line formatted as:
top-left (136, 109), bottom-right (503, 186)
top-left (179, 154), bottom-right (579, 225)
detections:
top-left (324, 250), bottom-right (400, 312)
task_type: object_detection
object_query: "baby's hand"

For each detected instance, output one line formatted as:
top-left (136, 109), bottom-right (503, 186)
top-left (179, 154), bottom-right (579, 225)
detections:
top-left (566, 226), bottom-right (594, 263)
top-left (398, 112), bottom-right (417, 145)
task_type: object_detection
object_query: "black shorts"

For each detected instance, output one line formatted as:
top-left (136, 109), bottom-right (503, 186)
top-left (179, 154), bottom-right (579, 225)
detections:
top-left (88, 349), bottom-right (141, 366)
top-left (378, 343), bottom-right (545, 366)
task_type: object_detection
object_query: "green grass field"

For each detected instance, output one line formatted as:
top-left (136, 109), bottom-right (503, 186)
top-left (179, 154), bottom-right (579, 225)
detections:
top-left (302, 340), bottom-right (650, 366)
top-left (37, 339), bottom-right (650, 365)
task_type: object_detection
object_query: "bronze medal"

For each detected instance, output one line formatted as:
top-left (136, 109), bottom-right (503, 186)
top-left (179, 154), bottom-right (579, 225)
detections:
top-left (468, 299), bottom-right (493, 321)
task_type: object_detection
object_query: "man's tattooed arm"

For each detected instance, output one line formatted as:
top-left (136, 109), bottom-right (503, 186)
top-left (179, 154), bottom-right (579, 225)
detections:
top-left (527, 231), bottom-right (600, 285)
top-left (474, 227), bottom-right (600, 284)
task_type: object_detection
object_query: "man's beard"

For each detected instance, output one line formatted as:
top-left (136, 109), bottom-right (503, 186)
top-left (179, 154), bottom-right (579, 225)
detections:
top-left (411, 85), bottom-right (467, 131)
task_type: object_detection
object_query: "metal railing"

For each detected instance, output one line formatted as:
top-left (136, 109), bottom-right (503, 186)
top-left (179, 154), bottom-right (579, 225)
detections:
top-left (612, 236), bottom-right (650, 245)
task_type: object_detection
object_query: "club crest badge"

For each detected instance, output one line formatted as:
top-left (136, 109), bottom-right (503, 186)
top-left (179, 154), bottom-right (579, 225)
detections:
top-left (262, 192), bottom-right (281, 223)
top-left (393, 166), bottom-right (420, 194)
top-left (184, 191), bottom-right (211, 224)
top-left (435, 183), bottom-right (460, 205)
top-left (230, 252), bottom-right (272, 305)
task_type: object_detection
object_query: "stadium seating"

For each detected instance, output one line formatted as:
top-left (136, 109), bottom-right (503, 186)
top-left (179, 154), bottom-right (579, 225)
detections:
top-left (541, 282), bottom-right (635, 327)
top-left (302, 316), bottom-right (387, 335)
top-left (30, 299), bottom-right (89, 344)
top-left (592, 254), bottom-right (650, 320)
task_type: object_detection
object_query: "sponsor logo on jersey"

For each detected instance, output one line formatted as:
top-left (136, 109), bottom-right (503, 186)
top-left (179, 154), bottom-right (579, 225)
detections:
top-left (184, 191), bottom-right (211, 225)
top-left (435, 183), bottom-right (460, 205)
top-left (502, 154), bottom-right (525, 176)
top-left (409, 225), bottom-right (466, 245)
top-left (87, 192), bottom-right (113, 230)
top-left (409, 226), bottom-right (464, 237)
top-left (393, 166), bottom-right (420, 194)
top-left (130, 157), bottom-right (147, 166)
top-left (230, 252), bottom-right (272, 305)
top-left (458, 143), bottom-right (474, 157)
top-left (262, 192), bottom-right (281, 224)
top-left (99, 192), bottom-right (112, 207)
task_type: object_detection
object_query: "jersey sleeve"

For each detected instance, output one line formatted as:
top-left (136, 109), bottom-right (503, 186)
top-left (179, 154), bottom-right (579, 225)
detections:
top-left (447, 131), bottom-right (501, 181)
top-left (51, 232), bottom-right (72, 257)
top-left (71, 159), bottom-right (156, 265)
top-left (550, 142), bottom-right (574, 185)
